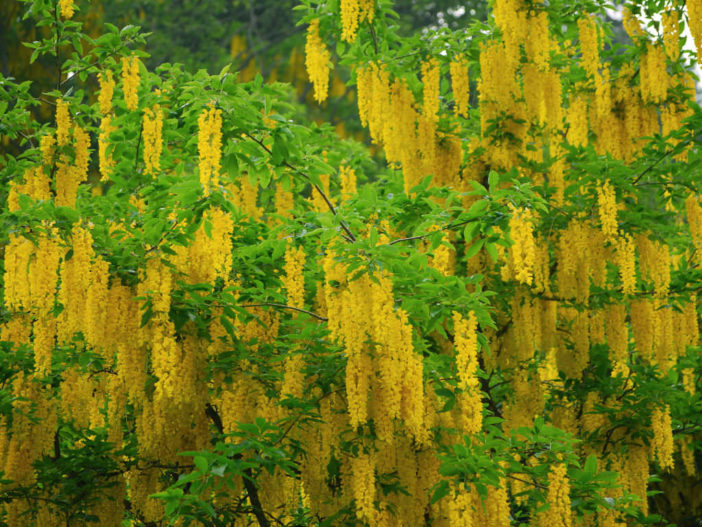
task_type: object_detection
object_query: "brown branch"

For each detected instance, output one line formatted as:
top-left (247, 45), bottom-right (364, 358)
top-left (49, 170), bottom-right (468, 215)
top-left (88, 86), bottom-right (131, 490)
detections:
top-left (385, 218), bottom-right (477, 246)
top-left (239, 302), bottom-right (328, 322)
top-left (632, 137), bottom-right (692, 184)
top-left (239, 131), bottom-right (356, 242)
top-left (368, 21), bottom-right (379, 55)
top-left (204, 404), bottom-right (270, 527)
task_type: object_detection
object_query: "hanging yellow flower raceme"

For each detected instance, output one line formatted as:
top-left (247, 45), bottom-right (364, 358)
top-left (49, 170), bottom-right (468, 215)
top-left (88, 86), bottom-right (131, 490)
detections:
top-left (596, 180), bottom-right (617, 241)
top-left (98, 70), bottom-right (115, 115)
top-left (359, 0), bottom-right (374, 23)
top-left (662, 9), bottom-right (680, 62)
top-left (142, 104), bottom-right (164, 175)
top-left (121, 56), bottom-right (140, 111)
top-left (305, 18), bottom-right (331, 104)
top-left (685, 194), bottom-right (702, 252)
top-left (56, 99), bottom-right (71, 146)
top-left (340, 0), bottom-right (360, 42)
top-left (59, 0), bottom-right (74, 19)
top-left (578, 15), bottom-right (599, 80)
top-left (508, 206), bottom-right (536, 286)
top-left (197, 103), bottom-right (222, 194)
top-left (351, 451), bottom-right (376, 522)
top-left (615, 234), bottom-right (636, 295)
top-left (450, 56), bottom-right (470, 118)
top-left (688, 0), bottom-right (702, 63)
top-left (640, 42), bottom-right (668, 104)
top-left (339, 165), bottom-right (357, 200)
top-left (651, 405), bottom-right (674, 471)
top-left (282, 243), bottom-right (306, 309)
top-left (622, 7), bottom-right (645, 39)
top-left (99, 115), bottom-right (116, 181)
top-left (452, 311), bottom-right (482, 435)
top-left (536, 462), bottom-right (572, 527)
top-left (421, 57), bottom-right (440, 122)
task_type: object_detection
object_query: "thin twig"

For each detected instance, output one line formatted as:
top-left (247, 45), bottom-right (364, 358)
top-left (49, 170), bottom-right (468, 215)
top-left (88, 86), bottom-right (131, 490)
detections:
top-left (385, 218), bottom-right (477, 246)
top-left (239, 302), bottom-right (328, 322)
top-left (239, 131), bottom-right (357, 242)
top-left (632, 137), bottom-right (692, 184)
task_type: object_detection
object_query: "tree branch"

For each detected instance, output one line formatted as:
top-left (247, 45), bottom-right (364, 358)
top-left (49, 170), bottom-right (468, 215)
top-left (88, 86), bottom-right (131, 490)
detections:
top-left (239, 302), bottom-right (328, 322)
top-left (238, 131), bottom-right (356, 242)
top-left (204, 404), bottom-right (270, 527)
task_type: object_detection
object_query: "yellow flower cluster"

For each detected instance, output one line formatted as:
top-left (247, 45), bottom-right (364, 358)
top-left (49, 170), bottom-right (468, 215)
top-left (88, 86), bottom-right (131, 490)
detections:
top-left (121, 56), bottom-right (140, 111)
top-left (615, 234), bottom-right (636, 295)
top-left (351, 451), bottom-right (375, 522)
top-left (422, 58), bottom-right (440, 122)
top-left (682, 368), bottom-right (696, 396)
top-left (685, 194), bottom-right (702, 253)
top-left (355, 62), bottom-right (390, 145)
top-left (339, 165), bottom-right (357, 200)
top-left (59, 0), bottom-right (74, 19)
top-left (282, 243), bottom-right (306, 309)
top-left (651, 405), bottom-right (674, 471)
top-left (305, 19), bottom-right (331, 103)
top-left (538, 462), bottom-right (572, 527)
top-left (197, 103), bottom-right (222, 194)
top-left (640, 43), bottom-right (667, 104)
top-left (688, 0), bottom-right (702, 62)
top-left (99, 115), bottom-right (116, 181)
top-left (622, 7), bottom-right (645, 39)
top-left (450, 56), bottom-right (470, 117)
top-left (597, 180), bottom-right (617, 241)
top-left (662, 10), bottom-right (680, 61)
top-left (56, 99), bottom-right (71, 146)
top-left (98, 70), bottom-right (115, 115)
top-left (637, 236), bottom-right (670, 297)
top-left (578, 15), bottom-right (599, 79)
top-left (508, 206), bottom-right (536, 285)
top-left (452, 311), bottom-right (482, 434)
top-left (142, 104), bottom-right (164, 175)
top-left (340, 0), bottom-right (360, 42)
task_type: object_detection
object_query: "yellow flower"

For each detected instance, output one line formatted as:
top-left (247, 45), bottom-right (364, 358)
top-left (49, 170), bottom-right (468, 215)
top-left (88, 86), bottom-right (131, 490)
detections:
top-left (282, 243), bottom-right (306, 309)
top-left (121, 56), bottom-right (140, 111)
top-left (98, 70), bottom-right (116, 115)
top-left (73, 126), bottom-right (90, 182)
top-left (305, 19), bottom-right (331, 104)
top-left (339, 165), bottom-right (357, 200)
top-left (622, 7), bottom-right (645, 39)
top-left (421, 57), bottom-right (440, 122)
top-left (449, 56), bottom-right (470, 117)
top-left (142, 104), bottom-right (164, 175)
top-left (537, 462), bottom-right (572, 527)
top-left (59, 0), bottom-right (74, 19)
top-left (640, 43), bottom-right (668, 104)
top-left (99, 115), bottom-right (117, 181)
top-left (508, 206), bottom-right (536, 286)
top-left (690, 0), bottom-right (702, 63)
top-left (197, 103), bottom-right (222, 194)
top-left (452, 311), bottom-right (482, 434)
top-left (340, 0), bottom-right (360, 42)
top-left (651, 405), bottom-right (674, 471)
top-left (662, 10), bottom-right (680, 62)
top-left (56, 99), bottom-right (71, 146)
top-left (596, 180), bottom-right (617, 241)
top-left (578, 15), bottom-right (599, 79)
top-left (350, 451), bottom-right (376, 521)
top-left (615, 234), bottom-right (636, 295)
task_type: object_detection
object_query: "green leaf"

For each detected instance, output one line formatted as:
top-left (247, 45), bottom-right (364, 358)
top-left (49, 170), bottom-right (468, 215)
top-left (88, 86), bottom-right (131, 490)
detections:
top-left (194, 456), bottom-right (208, 474)
top-left (584, 454), bottom-right (598, 476)
top-left (430, 480), bottom-right (450, 504)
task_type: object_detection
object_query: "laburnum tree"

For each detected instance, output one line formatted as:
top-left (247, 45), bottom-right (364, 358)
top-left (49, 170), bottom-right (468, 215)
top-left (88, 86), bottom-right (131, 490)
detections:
top-left (0, 0), bottom-right (701, 525)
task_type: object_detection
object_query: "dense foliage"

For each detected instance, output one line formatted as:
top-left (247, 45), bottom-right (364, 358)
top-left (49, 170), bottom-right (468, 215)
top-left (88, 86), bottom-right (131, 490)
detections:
top-left (0, 0), bottom-right (701, 526)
